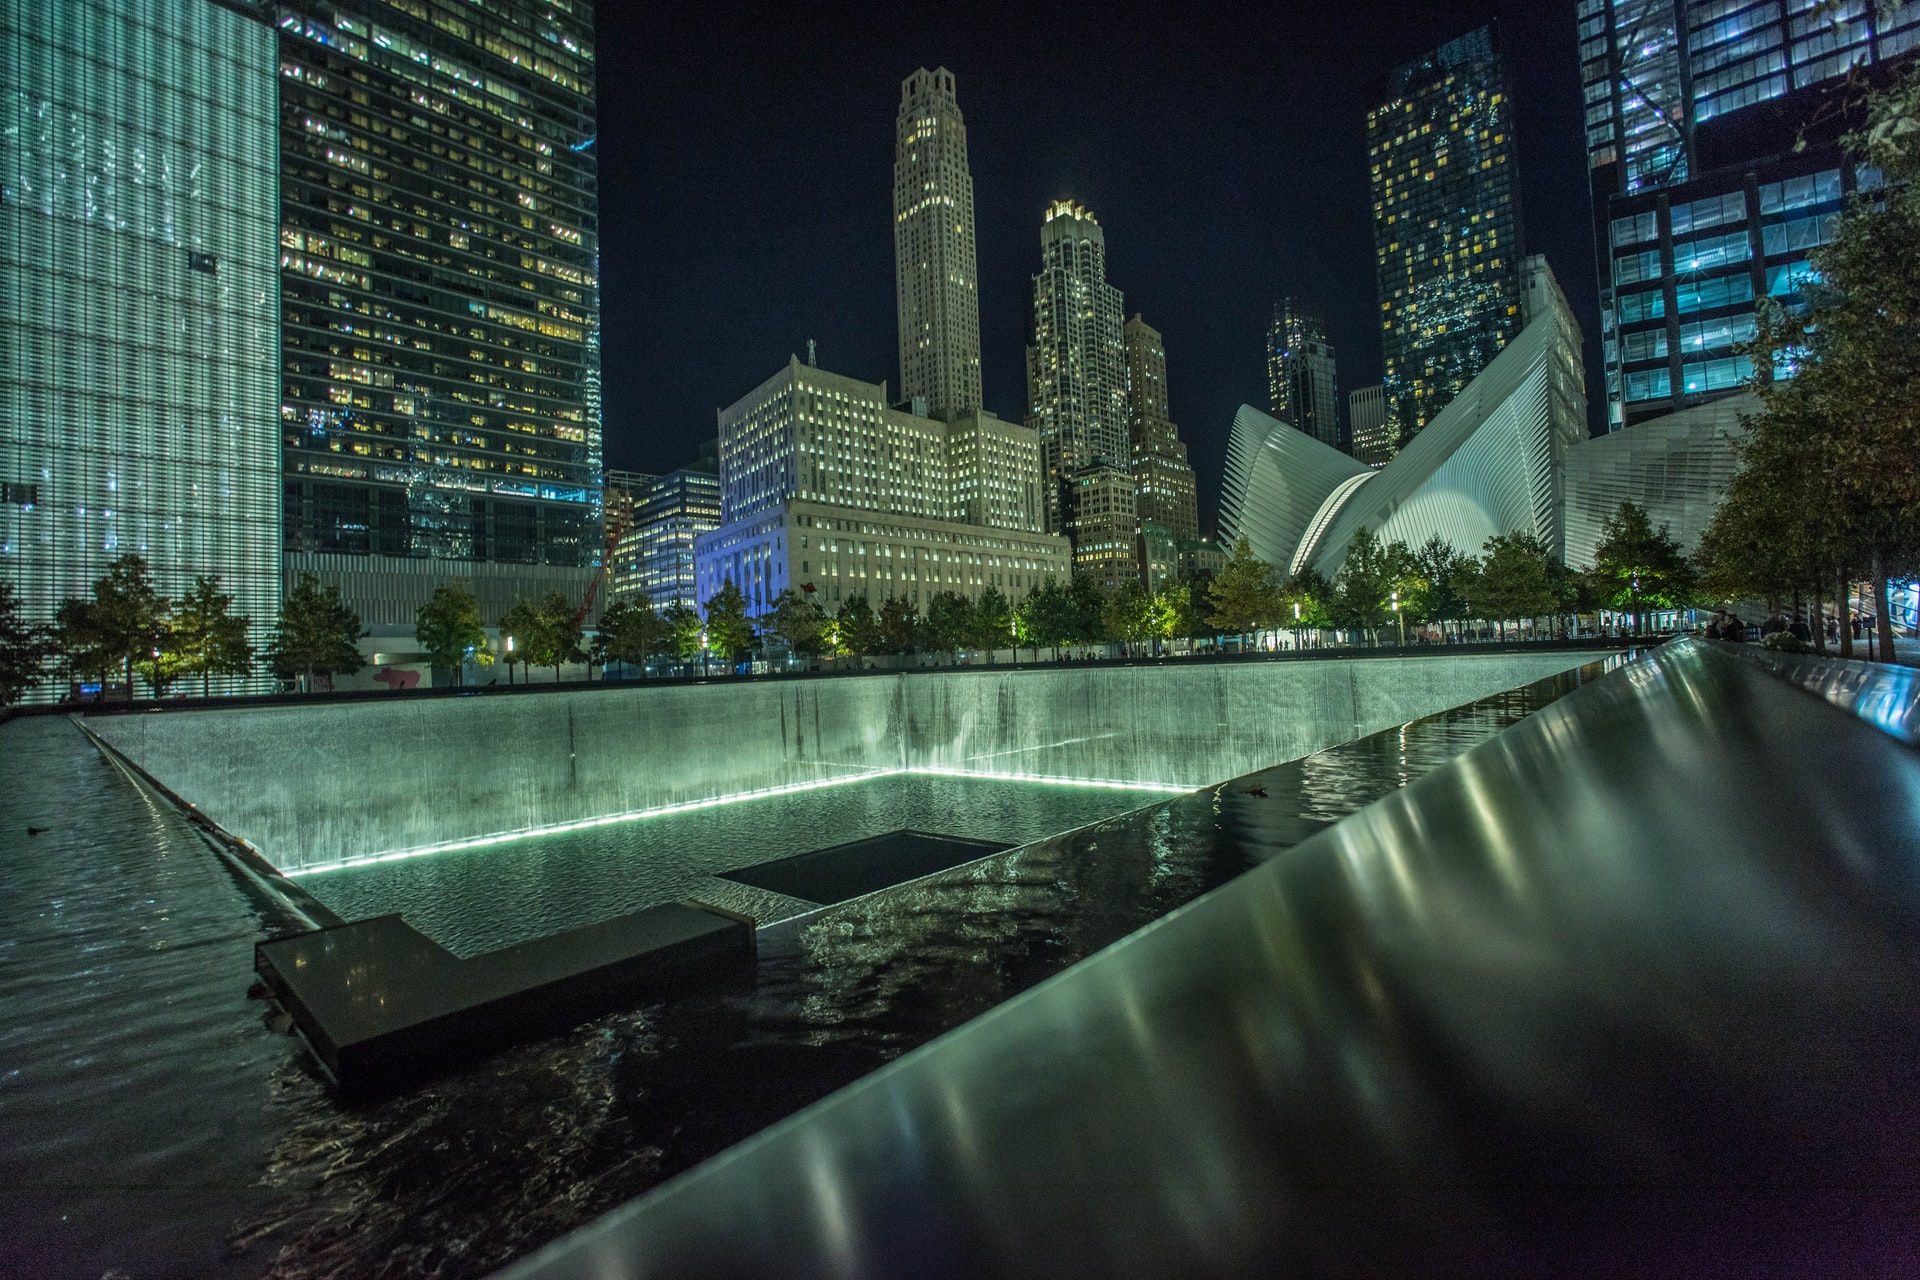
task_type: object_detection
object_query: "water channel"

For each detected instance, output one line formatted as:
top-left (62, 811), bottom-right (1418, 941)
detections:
top-left (0, 659), bottom-right (1615, 1279)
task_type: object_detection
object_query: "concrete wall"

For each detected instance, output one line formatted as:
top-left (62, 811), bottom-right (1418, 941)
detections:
top-left (87, 652), bottom-right (1596, 873)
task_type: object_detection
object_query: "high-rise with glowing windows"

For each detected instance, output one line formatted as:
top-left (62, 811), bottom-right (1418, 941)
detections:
top-left (1579, 0), bottom-right (1920, 426)
top-left (275, 0), bottom-right (601, 624)
top-left (894, 67), bottom-right (983, 421)
top-left (1368, 25), bottom-right (1525, 448)
top-left (1267, 299), bottom-right (1340, 451)
top-left (1, 0), bottom-right (282, 693)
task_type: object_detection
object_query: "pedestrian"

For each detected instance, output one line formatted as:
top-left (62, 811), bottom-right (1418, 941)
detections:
top-left (1722, 612), bottom-right (1747, 642)
top-left (1789, 616), bottom-right (1813, 643)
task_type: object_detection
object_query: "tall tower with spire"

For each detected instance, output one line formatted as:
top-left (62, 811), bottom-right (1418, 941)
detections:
top-left (894, 68), bottom-right (983, 420)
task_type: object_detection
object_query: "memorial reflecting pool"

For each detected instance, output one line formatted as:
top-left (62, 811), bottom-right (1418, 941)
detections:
top-left (0, 662), bottom-right (1604, 1279)
top-left (296, 774), bottom-right (1175, 956)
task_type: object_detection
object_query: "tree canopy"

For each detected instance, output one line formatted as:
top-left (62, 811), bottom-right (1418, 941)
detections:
top-left (703, 580), bottom-right (756, 662)
top-left (415, 581), bottom-right (491, 684)
top-left (273, 572), bottom-right (364, 692)
top-left (1207, 536), bottom-right (1281, 640)
top-left (594, 596), bottom-right (669, 673)
top-left (171, 575), bottom-right (255, 697)
top-left (1587, 503), bottom-right (1697, 631)
top-left (0, 582), bottom-right (49, 707)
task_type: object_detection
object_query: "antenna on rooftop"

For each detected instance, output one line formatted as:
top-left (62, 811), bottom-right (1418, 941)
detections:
top-left (807, 338), bottom-right (817, 367)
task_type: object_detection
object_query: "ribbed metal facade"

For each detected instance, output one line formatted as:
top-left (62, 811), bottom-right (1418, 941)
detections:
top-left (2, 0), bottom-right (282, 689)
top-left (1563, 393), bottom-right (1751, 568)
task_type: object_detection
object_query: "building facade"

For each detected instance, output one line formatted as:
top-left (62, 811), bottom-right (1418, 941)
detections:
top-left (603, 468), bottom-right (656, 601)
top-left (276, 0), bottom-right (600, 615)
top-left (1065, 465), bottom-right (1139, 591)
top-left (1267, 299), bottom-right (1340, 450)
top-left (1563, 394), bottom-right (1752, 568)
top-left (1, 0), bottom-right (282, 690)
top-left (698, 358), bottom-right (1067, 616)
top-left (894, 67), bottom-right (983, 421)
top-left (1124, 316), bottom-right (1200, 547)
top-left (1578, 0), bottom-right (1920, 426)
top-left (1026, 201), bottom-right (1129, 541)
top-left (622, 459), bottom-right (720, 613)
top-left (1369, 25), bottom-right (1525, 446)
top-left (1348, 384), bottom-right (1395, 467)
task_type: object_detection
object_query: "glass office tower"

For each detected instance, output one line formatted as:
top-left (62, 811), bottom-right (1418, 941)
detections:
top-left (1579, 0), bottom-right (1920, 426)
top-left (1, 0), bottom-right (282, 689)
top-left (1368, 25), bottom-right (1525, 447)
top-left (276, 0), bottom-right (600, 598)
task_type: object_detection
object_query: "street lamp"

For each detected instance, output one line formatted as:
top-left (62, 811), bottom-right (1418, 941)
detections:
top-left (1392, 590), bottom-right (1404, 647)
top-left (505, 634), bottom-right (514, 685)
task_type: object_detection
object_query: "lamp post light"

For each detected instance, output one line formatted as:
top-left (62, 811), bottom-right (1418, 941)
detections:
top-left (1392, 591), bottom-right (1404, 647)
top-left (505, 634), bottom-right (514, 685)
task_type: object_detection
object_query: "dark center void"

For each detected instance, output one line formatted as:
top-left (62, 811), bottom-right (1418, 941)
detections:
top-left (719, 829), bottom-right (1013, 906)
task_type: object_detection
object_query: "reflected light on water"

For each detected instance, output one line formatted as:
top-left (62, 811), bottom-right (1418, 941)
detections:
top-left (290, 768), bottom-right (1191, 878)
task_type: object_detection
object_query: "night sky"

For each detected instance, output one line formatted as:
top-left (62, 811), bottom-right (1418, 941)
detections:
top-left (595, 1), bottom-right (1598, 532)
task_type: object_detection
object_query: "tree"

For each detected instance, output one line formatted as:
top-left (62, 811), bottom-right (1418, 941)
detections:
top-left (1065, 573), bottom-right (1111, 647)
top-left (703, 580), bottom-right (755, 663)
top-left (969, 587), bottom-right (1014, 657)
top-left (593, 597), bottom-right (669, 676)
top-left (1206, 535), bottom-right (1282, 645)
top-left (877, 595), bottom-right (923, 654)
top-left (1014, 577), bottom-right (1074, 659)
top-left (762, 587), bottom-right (828, 660)
top-left (925, 590), bottom-right (974, 657)
top-left (518, 591), bottom-right (585, 681)
top-left (834, 594), bottom-right (881, 658)
top-left (1326, 528), bottom-right (1401, 642)
top-left (1587, 502), bottom-right (1697, 634)
top-left (171, 575), bottom-right (255, 697)
top-left (0, 582), bottom-right (49, 707)
top-left (272, 572), bottom-right (364, 693)
top-left (499, 597), bottom-right (542, 683)
top-left (1461, 533), bottom-right (1559, 640)
top-left (415, 581), bottom-right (491, 685)
top-left (1409, 535), bottom-right (1474, 633)
top-left (1102, 580), bottom-right (1155, 654)
top-left (56, 555), bottom-right (169, 699)
top-left (665, 601), bottom-right (706, 663)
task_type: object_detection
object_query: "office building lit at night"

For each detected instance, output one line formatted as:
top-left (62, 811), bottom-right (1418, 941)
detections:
top-left (275, 0), bottom-right (601, 616)
top-left (1368, 25), bottom-right (1524, 447)
top-left (1579, 0), bottom-right (1920, 426)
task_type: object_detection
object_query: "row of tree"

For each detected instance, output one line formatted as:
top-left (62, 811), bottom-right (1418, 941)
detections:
top-left (0, 493), bottom-right (1696, 708)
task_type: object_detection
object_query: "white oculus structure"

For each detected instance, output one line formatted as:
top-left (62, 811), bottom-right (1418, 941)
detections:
top-left (1222, 256), bottom-right (1588, 579)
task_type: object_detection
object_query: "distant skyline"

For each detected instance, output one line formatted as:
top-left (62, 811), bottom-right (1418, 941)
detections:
top-left (595, 1), bottom-right (1595, 533)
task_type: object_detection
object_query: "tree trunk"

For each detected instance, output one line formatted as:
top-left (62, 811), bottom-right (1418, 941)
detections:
top-left (1811, 582), bottom-right (1826, 655)
top-left (1873, 550), bottom-right (1896, 665)
top-left (1838, 567), bottom-right (1854, 658)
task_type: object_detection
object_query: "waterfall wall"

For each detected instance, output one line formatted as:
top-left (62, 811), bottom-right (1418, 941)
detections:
top-left (86, 652), bottom-right (1596, 872)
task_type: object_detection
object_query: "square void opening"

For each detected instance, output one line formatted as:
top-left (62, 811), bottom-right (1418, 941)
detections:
top-left (719, 829), bottom-right (1013, 905)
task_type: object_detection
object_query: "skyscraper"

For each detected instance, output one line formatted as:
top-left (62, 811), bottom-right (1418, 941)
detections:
top-left (1124, 316), bottom-right (1200, 546)
top-left (1267, 299), bottom-right (1340, 450)
top-left (1369, 25), bottom-right (1524, 446)
top-left (1579, 1), bottom-right (1920, 426)
top-left (276, 0), bottom-right (601, 623)
top-left (2, 0), bottom-right (282, 693)
top-left (894, 67), bottom-right (983, 421)
top-left (1348, 385), bottom-right (1395, 468)
top-left (1026, 200), bottom-right (1129, 538)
